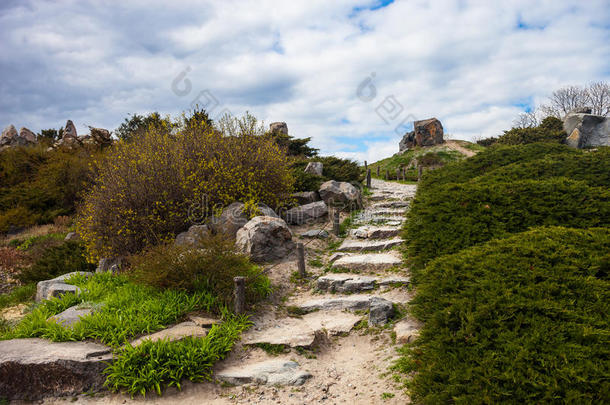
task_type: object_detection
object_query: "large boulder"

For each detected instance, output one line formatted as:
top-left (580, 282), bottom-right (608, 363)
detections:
top-left (304, 162), bottom-right (323, 176)
top-left (292, 191), bottom-right (320, 205)
top-left (399, 117), bottom-right (444, 151)
top-left (269, 122), bottom-right (288, 134)
top-left (63, 120), bottom-right (78, 139)
top-left (319, 180), bottom-right (362, 210)
top-left (19, 127), bottom-right (37, 144)
top-left (563, 110), bottom-right (609, 148)
top-left (175, 224), bottom-right (210, 247)
top-left (0, 125), bottom-right (19, 147)
top-left (36, 272), bottom-right (93, 302)
top-left (0, 338), bottom-right (111, 400)
top-left (236, 216), bottom-right (295, 262)
top-left (284, 201), bottom-right (328, 225)
top-left (210, 202), bottom-right (278, 238)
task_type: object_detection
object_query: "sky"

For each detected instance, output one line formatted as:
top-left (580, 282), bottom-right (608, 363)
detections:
top-left (1, 0), bottom-right (609, 163)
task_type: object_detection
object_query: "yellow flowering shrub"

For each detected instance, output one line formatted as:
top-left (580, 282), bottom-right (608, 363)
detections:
top-left (76, 121), bottom-right (293, 260)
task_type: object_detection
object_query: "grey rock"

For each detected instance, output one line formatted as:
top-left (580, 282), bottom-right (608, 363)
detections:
top-left (211, 202), bottom-right (278, 238)
top-left (563, 112), bottom-right (609, 148)
top-left (175, 224), bottom-right (210, 247)
top-left (399, 117), bottom-right (444, 151)
top-left (568, 106), bottom-right (592, 114)
top-left (63, 119), bottom-right (78, 139)
top-left (350, 226), bottom-right (400, 239)
top-left (130, 321), bottom-right (208, 347)
top-left (48, 305), bottom-right (95, 327)
top-left (368, 297), bottom-right (394, 325)
top-left (88, 127), bottom-right (112, 146)
top-left (337, 238), bottom-right (404, 252)
top-left (297, 295), bottom-right (380, 313)
top-left (292, 191), bottom-right (320, 205)
top-left (269, 122), bottom-right (288, 135)
top-left (18, 127), bottom-right (37, 143)
top-left (378, 276), bottom-right (410, 286)
top-left (64, 231), bottom-right (81, 242)
top-left (236, 216), bottom-right (295, 262)
top-left (216, 360), bottom-right (312, 386)
top-left (285, 201), bottom-right (328, 225)
top-left (328, 252), bottom-right (346, 263)
top-left (0, 338), bottom-right (111, 400)
top-left (96, 257), bottom-right (122, 274)
top-left (300, 229), bottom-right (329, 239)
top-left (0, 125), bottom-right (19, 147)
top-left (316, 274), bottom-right (376, 293)
top-left (332, 253), bottom-right (402, 272)
top-left (36, 272), bottom-right (93, 302)
top-left (372, 201), bottom-right (410, 209)
top-left (304, 161), bottom-right (323, 176)
top-left (319, 180), bottom-right (362, 210)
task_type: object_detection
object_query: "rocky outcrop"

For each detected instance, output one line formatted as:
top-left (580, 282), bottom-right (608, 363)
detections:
top-left (236, 216), bottom-right (295, 262)
top-left (319, 180), bottom-right (362, 210)
top-left (304, 161), bottom-right (323, 176)
top-left (63, 120), bottom-right (78, 139)
top-left (19, 127), bottom-right (37, 143)
top-left (563, 109), bottom-right (609, 148)
top-left (36, 272), bottom-right (93, 302)
top-left (0, 338), bottom-right (111, 400)
top-left (269, 122), bottom-right (288, 134)
top-left (88, 126), bottom-right (112, 146)
top-left (175, 224), bottom-right (210, 247)
top-left (1, 125), bottom-right (36, 149)
top-left (399, 117), bottom-right (444, 151)
top-left (284, 201), bottom-right (328, 225)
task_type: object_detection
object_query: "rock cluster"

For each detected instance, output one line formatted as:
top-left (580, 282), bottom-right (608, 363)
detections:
top-left (399, 117), bottom-right (444, 151)
top-left (0, 125), bottom-right (37, 149)
top-left (563, 107), bottom-right (609, 148)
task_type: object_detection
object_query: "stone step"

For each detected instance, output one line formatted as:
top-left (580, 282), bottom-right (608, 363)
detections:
top-left (317, 274), bottom-right (410, 293)
top-left (337, 238), bottom-right (404, 252)
top-left (0, 338), bottom-right (112, 400)
top-left (216, 360), bottom-right (312, 386)
top-left (372, 201), bottom-right (410, 209)
top-left (365, 208), bottom-right (406, 216)
top-left (368, 216), bottom-right (405, 225)
top-left (332, 253), bottom-right (403, 272)
top-left (295, 295), bottom-right (395, 325)
top-left (351, 226), bottom-right (401, 239)
top-left (242, 311), bottom-right (361, 348)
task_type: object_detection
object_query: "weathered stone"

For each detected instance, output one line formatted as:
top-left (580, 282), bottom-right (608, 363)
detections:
top-left (563, 112), bottom-right (609, 148)
top-left (297, 295), bottom-right (380, 313)
top-left (0, 125), bottom-right (19, 147)
top-left (332, 253), bottom-right (402, 272)
top-left (187, 315), bottom-right (220, 328)
top-left (36, 272), bottom-right (93, 302)
top-left (378, 276), bottom-right (410, 286)
top-left (269, 122), bottom-right (288, 135)
top-left (337, 238), bottom-right (403, 252)
top-left (88, 127), bottom-right (112, 145)
top-left (130, 321), bottom-right (208, 347)
top-left (285, 201), bottom-right (328, 225)
top-left (63, 120), bottom-right (78, 139)
top-left (394, 319), bottom-right (420, 344)
top-left (292, 191), bottom-right (320, 205)
top-left (372, 200), bottom-right (410, 209)
top-left (216, 360), bottom-right (311, 386)
top-left (316, 274), bottom-right (376, 293)
top-left (350, 226), bottom-right (400, 239)
top-left (96, 257), bottom-right (121, 274)
top-left (243, 320), bottom-right (321, 348)
top-left (319, 180), bottom-right (361, 210)
top-left (48, 305), bottom-right (94, 327)
top-left (64, 231), bottom-right (81, 242)
top-left (175, 224), bottom-right (210, 247)
top-left (328, 252), bottom-right (346, 263)
top-left (211, 202), bottom-right (278, 238)
top-left (304, 161), bottom-right (323, 176)
top-left (301, 229), bottom-right (329, 239)
top-left (18, 127), bottom-right (37, 143)
top-left (236, 216), bottom-right (295, 262)
top-left (0, 338), bottom-right (112, 400)
top-left (368, 297), bottom-right (394, 325)
top-left (399, 118), bottom-right (444, 151)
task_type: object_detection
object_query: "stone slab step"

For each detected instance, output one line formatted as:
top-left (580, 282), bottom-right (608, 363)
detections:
top-left (216, 360), bottom-right (312, 386)
top-left (242, 311), bottom-right (361, 348)
top-left (372, 201), bottom-right (410, 209)
top-left (0, 338), bottom-right (112, 400)
top-left (337, 238), bottom-right (403, 252)
top-left (351, 226), bottom-right (401, 239)
top-left (365, 208), bottom-right (406, 216)
top-left (317, 274), bottom-right (410, 292)
top-left (332, 253), bottom-right (403, 271)
top-left (368, 216), bottom-right (405, 225)
top-left (295, 296), bottom-right (395, 325)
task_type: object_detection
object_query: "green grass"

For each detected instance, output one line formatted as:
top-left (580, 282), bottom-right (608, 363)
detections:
top-left (251, 342), bottom-right (288, 355)
top-left (104, 316), bottom-right (250, 396)
top-left (396, 227), bottom-right (610, 404)
top-left (0, 283), bottom-right (36, 311)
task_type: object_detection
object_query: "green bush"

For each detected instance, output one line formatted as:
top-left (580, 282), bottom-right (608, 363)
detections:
top-left (114, 112), bottom-right (174, 143)
top-left (398, 227), bottom-right (610, 404)
top-left (16, 241), bottom-right (94, 284)
top-left (496, 116), bottom-right (566, 145)
top-left (129, 235), bottom-right (271, 305)
top-left (104, 316), bottom-right (249, 396)
top-left (404, 177), bottom-right (609, 268)
top-left (291, 156), bottom-right (362, 192)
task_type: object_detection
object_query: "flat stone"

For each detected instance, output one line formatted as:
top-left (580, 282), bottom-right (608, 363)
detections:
top-left (367, 208), bottom-right (406, 216)
top-left (369, 216), bottom-right (405, 224)
top-left (351, 226), bottom-right (400, 239)
top-left (332, 253), bottom-right (402, 271)
top-left (48, 305), bottom-right (94, 327)
top-left (394, 319), bottom-right (420, 344)
top-left (297, 295), bottom-right (388, 313)
top-left (301, 311), bottom-right (361, 335)
top-left (0, 338), bottom-right (112, 400)
top-left (337, 238), bottom-right (403, 252)
top-left (379, 276), bottom-right (411, 286)
top-left (285, 201), bottom-right (328, 225)
top-left (301, 229), bottom-right (329, 239)
top-left (317, 274), bottom-right (376, 292)
top-left (36, 272), bottom-right (93, 302)
top-left (328, 252), bottom-right (346, 263)
top-left (372, 201), bottom-right (410, 209)
top-left (242, 319), bottom-right (319, 348)
top-left (216, 360), bottom-right (312, 386)
top-left (130, 322), bottom-right (208, 347)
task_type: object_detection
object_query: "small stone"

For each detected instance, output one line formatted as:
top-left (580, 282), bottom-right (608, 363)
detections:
top-left (48, 305), bottom-right (95, 327)
top-left (301, 229), bottom-right (329, 239)
top-left (368, 297), bottom-right (394, 325)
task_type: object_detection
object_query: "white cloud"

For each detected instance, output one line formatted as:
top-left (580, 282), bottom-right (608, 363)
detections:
top-left (0, 0), bottom-right (608, 162)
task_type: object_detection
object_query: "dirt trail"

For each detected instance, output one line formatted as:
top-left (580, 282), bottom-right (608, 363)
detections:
top-left (444, 140), bottom-right (477, 157)
top-left (43, 179), bottom-right (418, 405)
